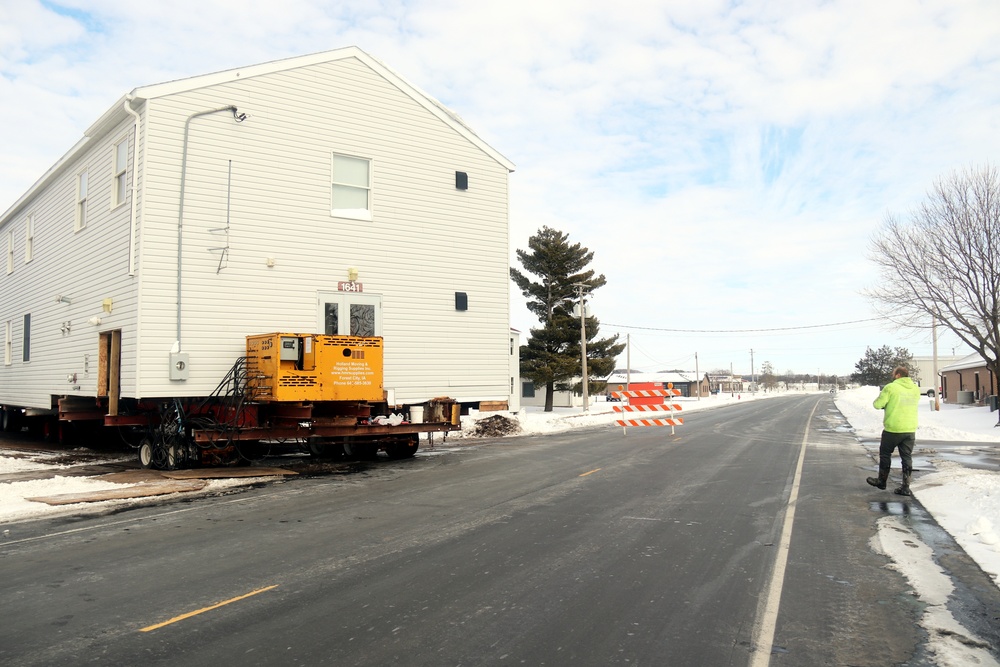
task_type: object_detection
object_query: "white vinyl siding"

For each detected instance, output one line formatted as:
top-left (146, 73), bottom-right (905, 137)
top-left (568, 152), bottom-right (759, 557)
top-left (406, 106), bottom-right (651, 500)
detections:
top-left (0, 112), bottom-right (140, 409)
top-left (5, 230), bottom-right (11, 274)
top-left (24, 214), bottom-right (34, 263)
top-left (331, 153), bottom-right (372, 220)
top-left (75, 170), bottom-right (88, 231)
top-left (113, 139), bottom-right (128, 208)
top-left (4, 321), bottom-right (10, 366)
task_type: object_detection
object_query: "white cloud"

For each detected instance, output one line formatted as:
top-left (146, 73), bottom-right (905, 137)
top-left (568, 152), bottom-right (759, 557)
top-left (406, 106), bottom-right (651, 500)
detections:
top-left (2, 0), bottom-right (997, 372)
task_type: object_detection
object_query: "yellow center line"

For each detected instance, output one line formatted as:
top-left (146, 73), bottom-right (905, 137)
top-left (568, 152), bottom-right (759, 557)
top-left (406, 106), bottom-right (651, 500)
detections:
top-left (580, 468), bottom-right (602, 477)
top-left (140, 585), bottom-right (278, 632)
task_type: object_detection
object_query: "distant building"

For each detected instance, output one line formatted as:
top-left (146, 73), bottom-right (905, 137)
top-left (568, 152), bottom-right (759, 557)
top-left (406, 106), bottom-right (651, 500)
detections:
top-left (909, 354), bottom-right (964, 393)
top-left (605, 371), bottom-right (711, 398)
top-left (518, 380), bottom-right (579, 409)
top-left (707, 374), bottom-right (745, 395)
top-left (939, 354), bottom-right (997, 405)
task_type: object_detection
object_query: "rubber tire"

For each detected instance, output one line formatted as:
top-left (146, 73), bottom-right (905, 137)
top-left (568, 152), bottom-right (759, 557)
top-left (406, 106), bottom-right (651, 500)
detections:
top-left (139, 439), bottom-right (154, 469)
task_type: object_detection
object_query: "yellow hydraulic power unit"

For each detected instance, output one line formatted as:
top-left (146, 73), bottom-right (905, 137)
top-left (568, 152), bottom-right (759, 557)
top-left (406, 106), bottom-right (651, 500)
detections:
top-left (245, 333), bottom-right (384, 403)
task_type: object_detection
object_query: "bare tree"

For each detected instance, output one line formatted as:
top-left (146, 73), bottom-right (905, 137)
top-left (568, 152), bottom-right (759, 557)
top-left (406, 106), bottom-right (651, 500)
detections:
top-left (759, 361), bottom-right (778, 392)
top-left (866, 164), bottom-right (999, 408)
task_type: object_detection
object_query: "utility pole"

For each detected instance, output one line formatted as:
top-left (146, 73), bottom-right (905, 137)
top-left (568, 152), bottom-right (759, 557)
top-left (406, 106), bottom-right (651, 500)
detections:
top-left (932, 316), bottom-right (940, 410)
top-left (695, 351), bottom-right (700, 400)
top-left (573, 283), bottom-right (590, 412)
top-left (626, 333), bottom-right (631, 392)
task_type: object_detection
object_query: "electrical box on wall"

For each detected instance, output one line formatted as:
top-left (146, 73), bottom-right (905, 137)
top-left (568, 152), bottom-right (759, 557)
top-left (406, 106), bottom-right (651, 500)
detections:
top-left (169, 353), bottom-right (190, 381)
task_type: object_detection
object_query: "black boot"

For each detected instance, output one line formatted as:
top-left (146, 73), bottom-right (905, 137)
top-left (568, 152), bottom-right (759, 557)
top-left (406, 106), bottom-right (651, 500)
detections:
top-left (866, 469), bottom-right (889, 490)
top-left (894, 471), bottom-right (912, 496)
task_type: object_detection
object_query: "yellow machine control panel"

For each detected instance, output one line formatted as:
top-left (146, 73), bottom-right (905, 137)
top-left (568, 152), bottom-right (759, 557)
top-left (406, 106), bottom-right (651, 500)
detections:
top-left (246, 333), bottom-right (384, 402)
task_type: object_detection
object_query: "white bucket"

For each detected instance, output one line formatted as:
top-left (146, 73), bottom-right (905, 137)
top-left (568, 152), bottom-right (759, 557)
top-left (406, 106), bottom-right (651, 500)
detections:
top-left (410, 405), bottom-right (424, 423)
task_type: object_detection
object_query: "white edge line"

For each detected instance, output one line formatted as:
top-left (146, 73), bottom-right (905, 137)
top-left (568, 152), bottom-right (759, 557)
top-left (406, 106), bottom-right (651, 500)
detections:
top-left (750, 400), bottom-right (818, 666)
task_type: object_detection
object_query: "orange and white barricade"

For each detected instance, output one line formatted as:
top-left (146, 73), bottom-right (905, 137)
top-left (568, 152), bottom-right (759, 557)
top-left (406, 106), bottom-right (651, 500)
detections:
top-left (610, 386), bottom-right (684, 435)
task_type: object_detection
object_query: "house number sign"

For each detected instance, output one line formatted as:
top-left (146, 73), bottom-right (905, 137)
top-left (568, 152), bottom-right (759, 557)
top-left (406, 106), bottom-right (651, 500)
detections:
top-left (338, 281), bottom-right (364, 292)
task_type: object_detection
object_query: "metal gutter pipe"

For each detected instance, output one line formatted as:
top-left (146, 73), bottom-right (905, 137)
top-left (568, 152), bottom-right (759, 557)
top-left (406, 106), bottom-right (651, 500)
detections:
top-left (123, 96), bottom-right (142, 276)
top-left (175, 105), bottom-right (243, 352)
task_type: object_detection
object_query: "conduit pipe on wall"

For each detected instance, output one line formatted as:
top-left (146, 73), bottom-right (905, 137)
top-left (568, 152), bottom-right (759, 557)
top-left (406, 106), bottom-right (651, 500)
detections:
top-left (123, 96), bottom-right (142, 277)
top-left (175, 105), bottom-right (245, 354)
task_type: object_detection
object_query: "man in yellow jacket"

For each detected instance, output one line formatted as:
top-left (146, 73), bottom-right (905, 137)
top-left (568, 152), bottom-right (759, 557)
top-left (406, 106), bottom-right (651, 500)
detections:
top-left (866, 366), bottom-right (922, 496)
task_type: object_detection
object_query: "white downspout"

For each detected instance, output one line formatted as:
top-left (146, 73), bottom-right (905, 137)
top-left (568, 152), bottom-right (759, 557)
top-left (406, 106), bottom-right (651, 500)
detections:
top-left (123, 96), bottom-right (142, 276)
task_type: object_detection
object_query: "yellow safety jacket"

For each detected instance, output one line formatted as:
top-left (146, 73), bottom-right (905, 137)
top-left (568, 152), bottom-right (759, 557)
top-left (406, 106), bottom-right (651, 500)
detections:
top-left (873, 377), bottom-right (921, 433)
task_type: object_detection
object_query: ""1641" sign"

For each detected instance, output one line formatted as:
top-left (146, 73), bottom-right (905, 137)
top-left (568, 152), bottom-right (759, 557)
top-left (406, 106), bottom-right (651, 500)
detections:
top-left (338, 281), bottom-right (363, 292)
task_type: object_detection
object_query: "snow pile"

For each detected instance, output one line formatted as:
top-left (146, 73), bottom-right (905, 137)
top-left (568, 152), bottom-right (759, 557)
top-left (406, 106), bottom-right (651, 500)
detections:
top-left (871, 515), bottom-right (999, 665)
top-left (0, 453), bottom-right (67, 474)
top-left (912, 462), bottom-right (1000, 571)
top-left (2, 476), bottom-right (133, 524)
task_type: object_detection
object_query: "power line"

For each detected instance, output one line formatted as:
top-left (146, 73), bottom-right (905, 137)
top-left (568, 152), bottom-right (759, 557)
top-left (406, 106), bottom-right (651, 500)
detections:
top-left (603, 318), bottom-right (881, 334)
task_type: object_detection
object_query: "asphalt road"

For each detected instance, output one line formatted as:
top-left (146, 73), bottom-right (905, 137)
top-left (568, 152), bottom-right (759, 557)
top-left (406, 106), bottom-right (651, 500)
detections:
top-left (2, 395), bottom-right (999, 666)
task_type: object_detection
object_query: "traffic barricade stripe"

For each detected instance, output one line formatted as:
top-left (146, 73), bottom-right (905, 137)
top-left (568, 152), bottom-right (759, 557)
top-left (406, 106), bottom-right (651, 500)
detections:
top-left (613, 404), bottom-right (683, 412)
top-left (611, 389), bottom-right (681, 398)
top-left (616, 418), bottom-right (684, 427)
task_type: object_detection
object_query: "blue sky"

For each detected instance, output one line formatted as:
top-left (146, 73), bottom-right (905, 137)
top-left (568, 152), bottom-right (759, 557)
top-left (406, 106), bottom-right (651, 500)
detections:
top-left (3, 0), bottom-right (998, 376)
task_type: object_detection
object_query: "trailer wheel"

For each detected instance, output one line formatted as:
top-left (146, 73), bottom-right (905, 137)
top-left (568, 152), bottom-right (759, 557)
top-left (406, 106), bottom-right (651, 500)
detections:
top-left (384, 438), bottom-right (419, 460)
top-left (139, 439), bottom-right (154, 469)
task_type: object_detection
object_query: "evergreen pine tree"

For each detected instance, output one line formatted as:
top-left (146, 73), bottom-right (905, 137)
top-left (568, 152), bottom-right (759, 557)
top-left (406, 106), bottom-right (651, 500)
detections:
top-left (850, 345), bottom-right (917, 387)
top-left (510, 227), bottom-right (625, 411)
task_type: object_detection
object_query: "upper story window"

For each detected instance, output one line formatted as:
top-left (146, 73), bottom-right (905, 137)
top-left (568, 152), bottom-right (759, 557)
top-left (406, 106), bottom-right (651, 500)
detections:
top-left (113, 139), bottom-right (128, 208)
top-left (5, 230), bottom-right (12, 275)
top-left (75, 170), bottom-right (89, 232)
top-left (331, 153), bottom-right (371, 220)
top-left (24, 214), bottom-right (33, 263)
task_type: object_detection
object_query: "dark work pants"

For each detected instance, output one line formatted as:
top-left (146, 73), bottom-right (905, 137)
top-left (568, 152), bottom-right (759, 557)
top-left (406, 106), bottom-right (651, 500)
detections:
top-left (879, 431), bottom-right (915, 475)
